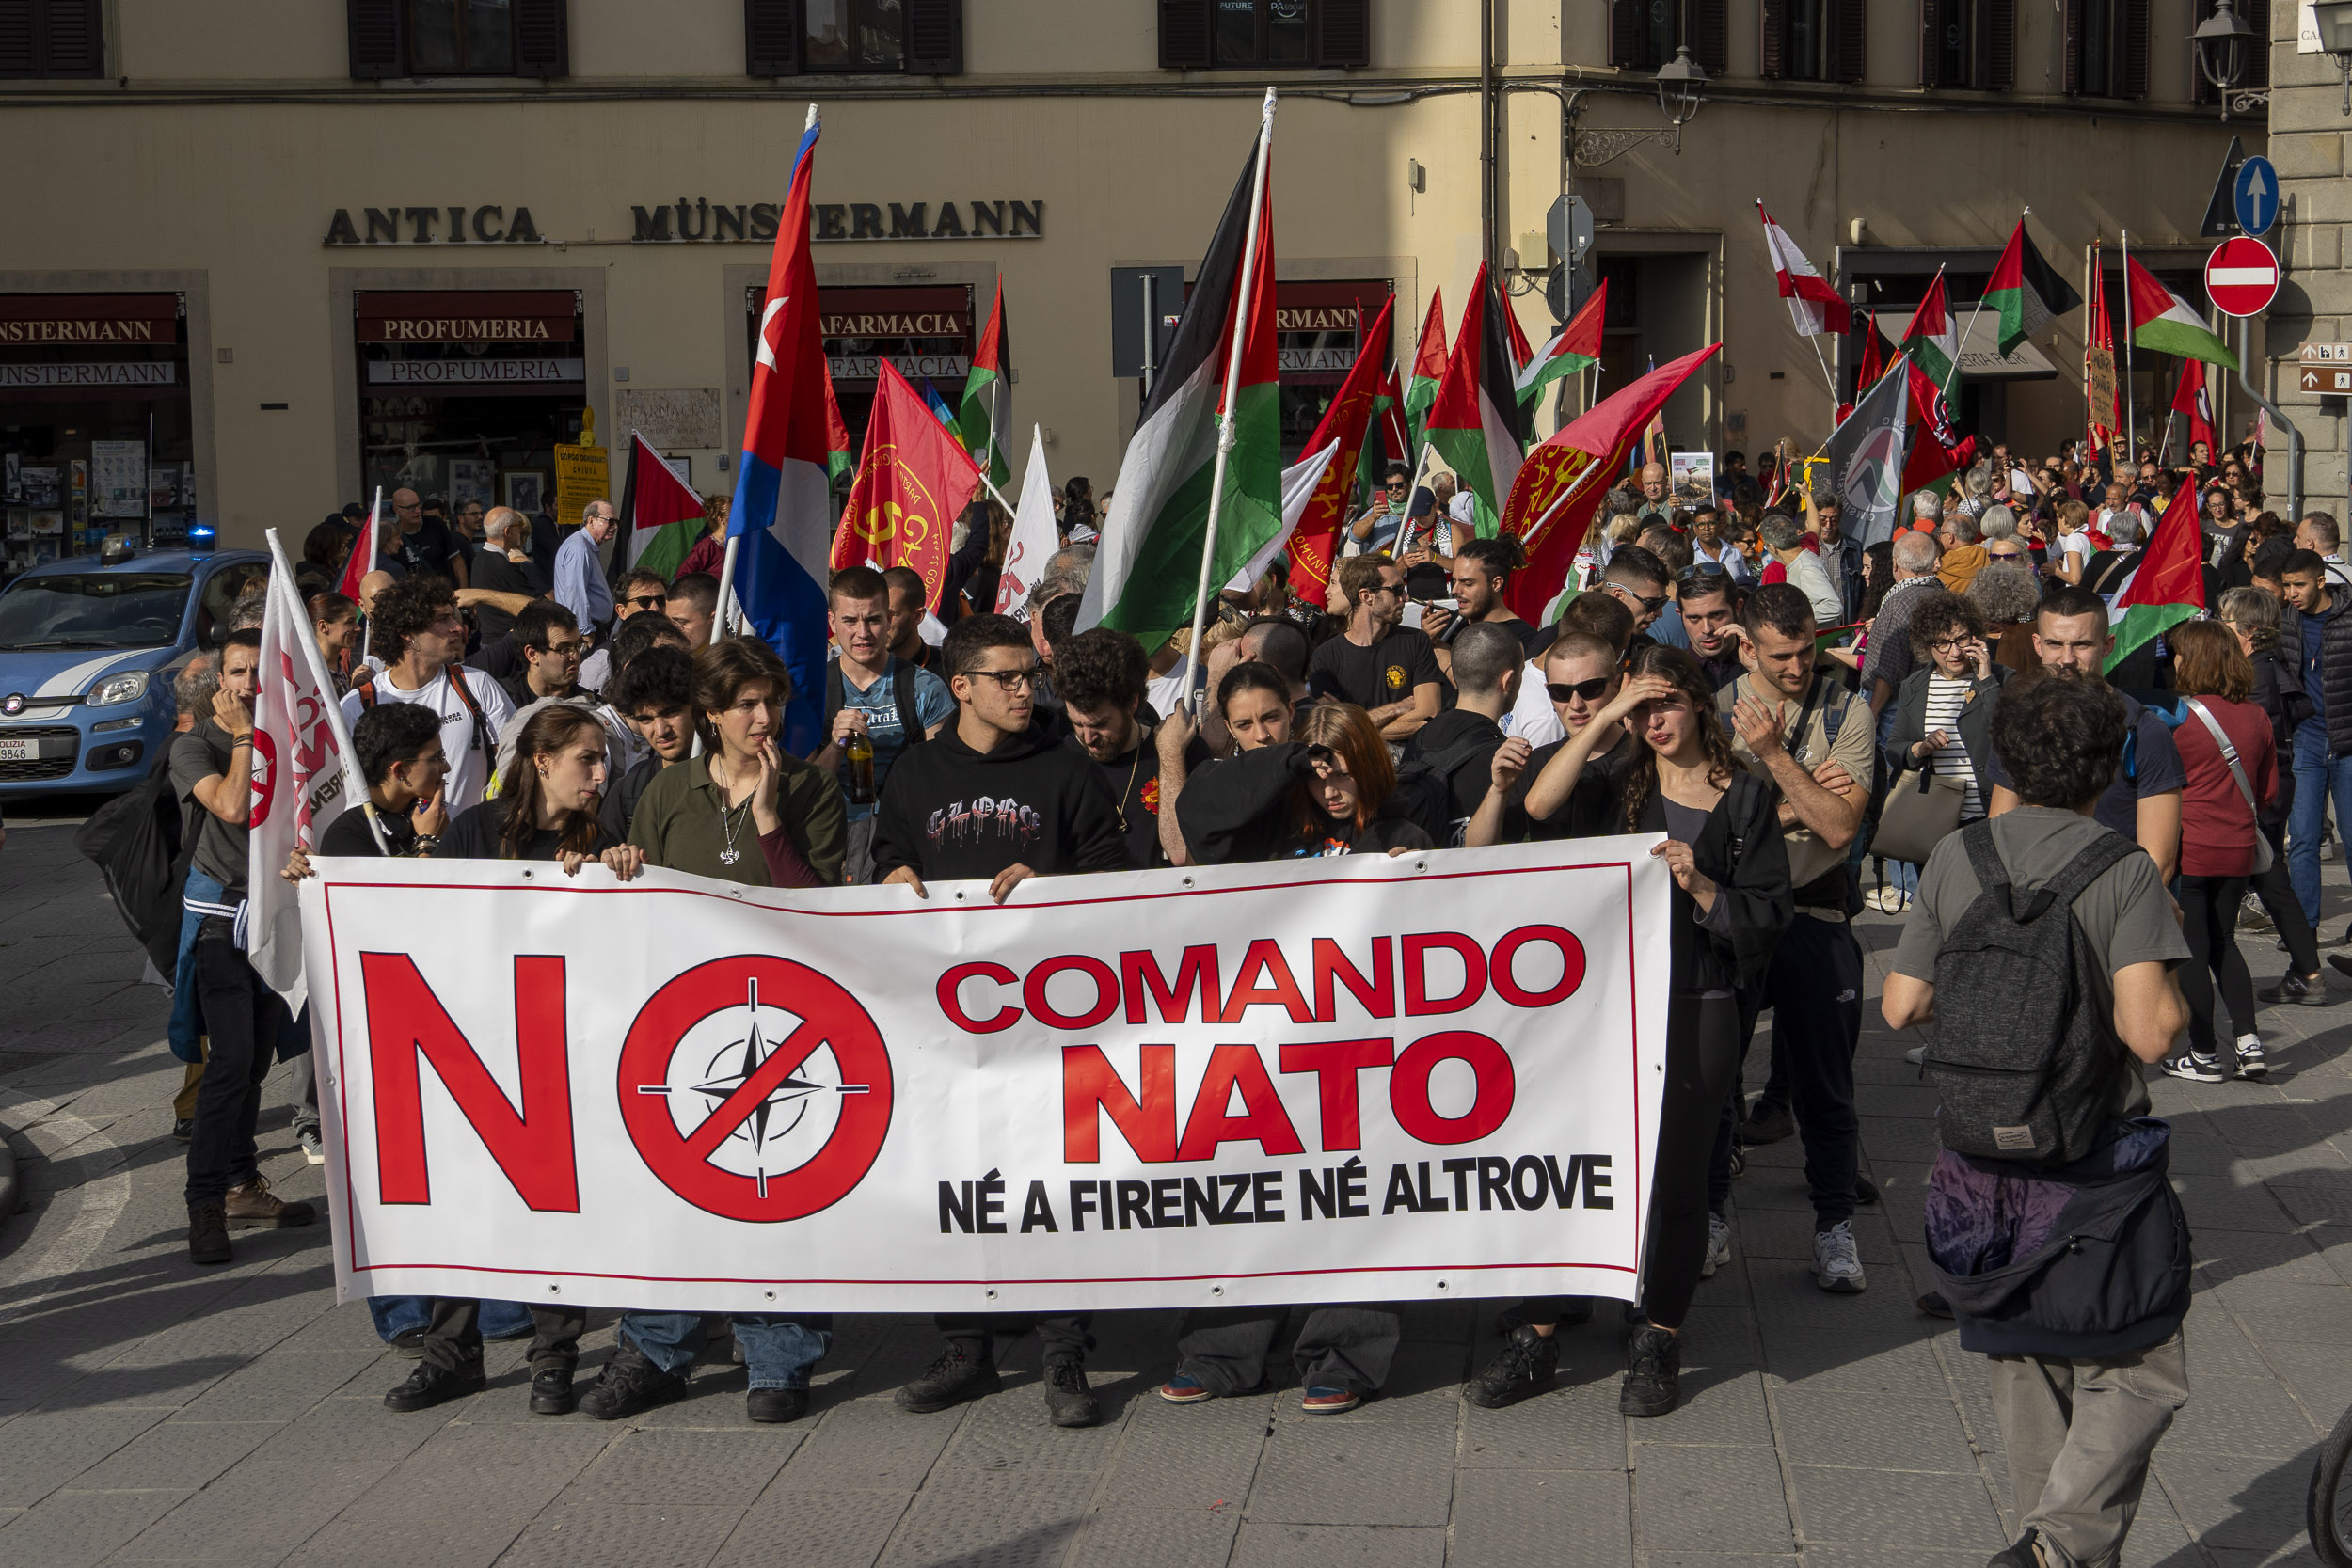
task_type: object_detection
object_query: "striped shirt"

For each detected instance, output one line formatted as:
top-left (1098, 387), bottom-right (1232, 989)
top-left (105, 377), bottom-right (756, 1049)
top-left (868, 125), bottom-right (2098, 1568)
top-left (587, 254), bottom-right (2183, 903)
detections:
top-left (1923, 673), bottom-right (1982, 818)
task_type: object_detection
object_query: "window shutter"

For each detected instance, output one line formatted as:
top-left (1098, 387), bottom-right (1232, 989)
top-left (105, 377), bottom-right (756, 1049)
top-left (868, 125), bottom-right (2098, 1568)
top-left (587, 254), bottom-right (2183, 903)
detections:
top-left (744, 0), bottom-right (802, 75)
top-left (2247, 0), bottom-right (2269, 87)
top-left (1831, 0), bottom-right (1866, 81)
top-left (1759, 0), bottom-right (1785, 78)
top-left (1159, 0), bottom-right (1211, 67)
top-left (1690, 0), bottom-right (1728, 73)
top-left (2120, 0), bottom-right (2149, 97)
top-left (2061, 0), bottom-right (2085, 93)
top-left (1610, 0), bottom-right (1642, 66)
top-left (514, 0), bottom-right (568, 77)
top-left (346, 0), bottom-right (403, 78)
top-left (2191, 0), bottom-right (2214, 103)
top-left (905, 0), bottom-right (961, 72)
top-left (1313, 0), bottom-right (1371, 66)
top-left (40, 0), bottom-right (99, 74)
top-left (0, 2), bottom-right (32, 76)
top-left (1984, 0), bottom-right (2016, 87)
top-left (1918, 0), bottom-right (1942, 85)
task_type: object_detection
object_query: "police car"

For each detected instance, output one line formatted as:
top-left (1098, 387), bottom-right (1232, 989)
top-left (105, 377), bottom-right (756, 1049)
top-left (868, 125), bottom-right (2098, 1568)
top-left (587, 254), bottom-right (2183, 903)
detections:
top-left (0, 538), bottom-right (271, 800)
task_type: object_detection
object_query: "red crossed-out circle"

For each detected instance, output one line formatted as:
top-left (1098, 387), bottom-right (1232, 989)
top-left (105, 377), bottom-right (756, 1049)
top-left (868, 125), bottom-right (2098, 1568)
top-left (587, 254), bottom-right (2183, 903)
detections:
top-left (248, 728), bottom-right (280, 830)
top-left (617, 954), bottom-right (895, 1223)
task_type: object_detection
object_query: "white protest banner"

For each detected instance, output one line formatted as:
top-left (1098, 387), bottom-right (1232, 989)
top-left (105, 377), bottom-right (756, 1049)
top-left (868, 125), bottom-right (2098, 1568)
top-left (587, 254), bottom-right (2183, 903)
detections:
top-left (302, 840), bottom-right (1669, 1314)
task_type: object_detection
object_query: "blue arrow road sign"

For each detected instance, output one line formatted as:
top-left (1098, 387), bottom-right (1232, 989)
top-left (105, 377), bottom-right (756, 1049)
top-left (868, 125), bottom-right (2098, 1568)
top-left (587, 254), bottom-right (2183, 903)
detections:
top-left (2235, 155), bottom-right (2280, 237)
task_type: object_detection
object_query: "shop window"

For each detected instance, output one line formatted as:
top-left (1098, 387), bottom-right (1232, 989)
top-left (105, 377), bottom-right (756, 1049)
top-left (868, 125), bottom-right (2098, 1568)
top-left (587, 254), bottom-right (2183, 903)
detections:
top-left (0, 0), bottom-right (103, 78)
top-left (1158, 0), bottom-right (1369, 69)
top-left (355, 291), bottom-right (584, 512)
top-left (2063, 0), bottom-right (2148, 98)
top-left (346, 0), bottom-right (568, 79)
top-left (1919, 0), bottom-right (2016, 88)
top-left (1760, 0), bottom-right (1865, 83)
top-left (1608, 0), bottom-right (1727, 74)
top-left (745, 0), bottom-right (962, 75)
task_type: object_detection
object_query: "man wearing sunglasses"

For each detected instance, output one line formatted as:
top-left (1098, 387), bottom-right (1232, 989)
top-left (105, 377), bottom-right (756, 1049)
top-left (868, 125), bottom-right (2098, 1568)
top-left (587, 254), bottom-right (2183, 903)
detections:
top-left (580, 566), bottom-right (669, 693)
top-left (1307, 552), bottom-right (1441, 743)
top-left (1464, 629), bottom-right (1633, 849)
top-left (1348, 461), bottom-right (1413, 555)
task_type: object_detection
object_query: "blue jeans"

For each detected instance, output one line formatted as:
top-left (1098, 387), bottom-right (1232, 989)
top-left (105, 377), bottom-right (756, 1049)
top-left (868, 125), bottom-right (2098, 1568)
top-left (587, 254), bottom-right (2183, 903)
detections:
top-left (619, 1312), bottom-right (834, 1392)
top-left (2288, 724), bottom-right (2352, 927)
top-left (370, 1295), bottom-right (532, 1342)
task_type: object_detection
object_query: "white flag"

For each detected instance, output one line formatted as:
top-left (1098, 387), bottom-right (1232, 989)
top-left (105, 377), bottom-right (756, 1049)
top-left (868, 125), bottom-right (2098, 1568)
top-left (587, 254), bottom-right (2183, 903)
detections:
top-left (1225, 439), bottom-right (1339, 594)
top-left (246, 530), bottom-right (373, 1011)
top-left (995, 425), bottom-right (1061, 621)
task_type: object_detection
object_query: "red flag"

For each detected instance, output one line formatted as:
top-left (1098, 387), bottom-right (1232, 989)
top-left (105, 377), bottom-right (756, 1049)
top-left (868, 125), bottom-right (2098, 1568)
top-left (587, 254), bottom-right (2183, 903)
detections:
top-left (1502, 344), bottom-right (1723, 623)
top-left (1900, 357), bottom-right (1974, 491)
top-left (2085, 249), bottom-right (2120, 450)
top-left (1502, 295), bottom-right (1535, 373)
top-left (337, 488), bottom-right (381, 602)
top-left (1286, 296), bottom-right (1396, 602)
top-left (2171, 358), bottom-right (2216, 460)
top-left (829, 359), bottom-right (984, 612)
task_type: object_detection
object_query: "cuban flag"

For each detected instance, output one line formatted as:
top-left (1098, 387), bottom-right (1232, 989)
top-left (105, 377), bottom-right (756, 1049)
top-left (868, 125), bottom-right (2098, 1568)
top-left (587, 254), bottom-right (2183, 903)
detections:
top-left (725, 105), bottom-right (834, 755)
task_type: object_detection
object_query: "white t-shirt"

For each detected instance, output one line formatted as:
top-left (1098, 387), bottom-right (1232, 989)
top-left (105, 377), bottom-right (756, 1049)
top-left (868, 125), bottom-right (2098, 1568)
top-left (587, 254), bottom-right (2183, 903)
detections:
top-left (2058, 531), bottom-right (2094, 569)
top-left (342, 664), bottom-right (517, 813)
top-left (1502, 660), bottom-right (1565, 747)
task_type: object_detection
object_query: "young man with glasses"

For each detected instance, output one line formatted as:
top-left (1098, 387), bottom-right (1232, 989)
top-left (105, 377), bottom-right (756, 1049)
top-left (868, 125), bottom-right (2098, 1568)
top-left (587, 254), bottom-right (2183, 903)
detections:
top-left (870, 613), bottom-right (1128, 1430)
top-left (1307, 552), bottom-right (1442, 743)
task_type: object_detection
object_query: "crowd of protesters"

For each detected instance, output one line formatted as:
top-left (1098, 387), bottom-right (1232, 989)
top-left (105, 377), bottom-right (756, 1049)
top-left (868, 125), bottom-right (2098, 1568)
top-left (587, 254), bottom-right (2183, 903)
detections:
top-left (118, 421), bottom-right (2352, 1568)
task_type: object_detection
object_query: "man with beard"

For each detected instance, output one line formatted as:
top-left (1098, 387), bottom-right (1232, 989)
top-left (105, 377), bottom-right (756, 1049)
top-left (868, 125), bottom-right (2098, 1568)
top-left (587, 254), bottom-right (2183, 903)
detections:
top-left (1054, 626), bottom-right (1211, 868)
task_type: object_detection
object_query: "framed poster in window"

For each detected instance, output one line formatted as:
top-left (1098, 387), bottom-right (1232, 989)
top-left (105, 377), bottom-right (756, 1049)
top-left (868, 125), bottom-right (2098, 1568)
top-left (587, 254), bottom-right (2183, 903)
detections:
top-left (451, 458), bottom-right (496, 511)
top-left (503, 471), bottom-right (546, 514)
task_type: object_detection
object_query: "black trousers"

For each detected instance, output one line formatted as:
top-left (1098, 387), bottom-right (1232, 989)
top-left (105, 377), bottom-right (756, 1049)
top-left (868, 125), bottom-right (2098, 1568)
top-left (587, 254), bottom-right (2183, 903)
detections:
top-left (185, 916), bottom-right (285, 1212)
top-left (2252, 816), bottom-right (2322, 976)
top-left (2177, 872), bottom-right (2257, 1053)
top-left (935, 1313), bottom-right (1090, 1366)
top-left (1644, 994), bottom-right (1742, 1332)
top-left (1172, 1306), bottom-right (1400, 1397)
top-left (421, 1298), bottom-right (588, 1374)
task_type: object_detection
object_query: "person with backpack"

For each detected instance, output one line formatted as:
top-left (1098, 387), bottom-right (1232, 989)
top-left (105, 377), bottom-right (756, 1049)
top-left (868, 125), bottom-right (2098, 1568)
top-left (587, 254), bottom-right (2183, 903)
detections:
top-left (341, 573), bottom-right (516, 814)
top-left (1401, 621), bottom-right (1522, 846)
top-left (1883, 674), bottom-right (2191, 1568)
top-left (809, 565), bottom-right (952, 883)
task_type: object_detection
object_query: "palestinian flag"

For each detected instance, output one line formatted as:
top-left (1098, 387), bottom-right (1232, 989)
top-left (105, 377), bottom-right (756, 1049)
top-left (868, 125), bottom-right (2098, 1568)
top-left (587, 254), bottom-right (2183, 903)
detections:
top-left (1424, 261), bottom-right (1527, 537)
top-left (2126, 255), bottom-right (2240, 369)
top-left (621, 432), bottom-right (707, 579)
top-left (958, 278), bottom-right (1012, 490)
top-left (1900, 272), bottom-right (1959, 388)
top-left (821, 365), bottom-right (854, 483)
top-left (1403, 287), bottom-right (1448, 438)
top-left (1074, 126), bottom-right (1280, 648)
top-left (1502, 295), bottom-right (1535, 377)
top-left (1984, 218), bottom-right (2081, 356)
top-left (2106, 483), bottom-right (2206, 673)
top-left (1517, 279), bottom-right (1606, 406)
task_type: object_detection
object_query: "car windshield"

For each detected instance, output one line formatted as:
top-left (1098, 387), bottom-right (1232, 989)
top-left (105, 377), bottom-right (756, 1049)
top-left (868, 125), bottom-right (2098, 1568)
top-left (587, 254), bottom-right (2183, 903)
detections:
top-left (0, 573), bottom-right (191, 651)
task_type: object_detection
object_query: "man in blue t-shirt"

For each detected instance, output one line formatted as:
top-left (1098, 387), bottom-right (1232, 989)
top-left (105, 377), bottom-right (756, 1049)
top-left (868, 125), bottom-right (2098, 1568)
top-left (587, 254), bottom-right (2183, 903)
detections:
top-left (812, 566), bottom-right (954, 883)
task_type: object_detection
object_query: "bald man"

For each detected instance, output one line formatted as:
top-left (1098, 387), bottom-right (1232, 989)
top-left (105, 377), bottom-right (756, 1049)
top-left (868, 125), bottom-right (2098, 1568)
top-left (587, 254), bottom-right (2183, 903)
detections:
top-left (1634, 463), bottom-right (1673, 525)
top-left (386, 485), bottom-right (467, 588)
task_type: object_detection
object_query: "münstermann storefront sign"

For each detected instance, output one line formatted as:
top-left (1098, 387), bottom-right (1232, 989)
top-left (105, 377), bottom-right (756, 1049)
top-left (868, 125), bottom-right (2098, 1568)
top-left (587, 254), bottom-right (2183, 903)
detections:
top-left (324, 198), bottom-right (1043, 245)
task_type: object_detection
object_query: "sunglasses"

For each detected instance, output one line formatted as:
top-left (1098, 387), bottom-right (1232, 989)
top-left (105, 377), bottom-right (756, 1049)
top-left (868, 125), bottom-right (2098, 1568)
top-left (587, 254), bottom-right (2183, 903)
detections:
top-left (1385, 481), bottom-right (1409, 492)
top-left (626, 593), bottom-right (668, 610)
top-left (1677, 564), bottom-right (1735, 590)
top-left (1607, 583), bottom-right (1670, 615)
top-left (1547, 676), bottom-right (1613, 704)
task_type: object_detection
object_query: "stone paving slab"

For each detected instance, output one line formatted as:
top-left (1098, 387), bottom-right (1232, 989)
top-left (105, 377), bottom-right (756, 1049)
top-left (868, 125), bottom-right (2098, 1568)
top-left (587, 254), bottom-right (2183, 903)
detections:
top-left (3, 817), bottom-right (2352, 1565)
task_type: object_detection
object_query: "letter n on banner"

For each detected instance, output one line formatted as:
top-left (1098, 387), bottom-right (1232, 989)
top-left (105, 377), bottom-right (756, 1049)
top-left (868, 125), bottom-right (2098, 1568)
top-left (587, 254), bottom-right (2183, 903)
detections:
top-left (363, 953), bottom-right (580, 1212)
top-left (1063, 1044), bottom-right (1175, 1162)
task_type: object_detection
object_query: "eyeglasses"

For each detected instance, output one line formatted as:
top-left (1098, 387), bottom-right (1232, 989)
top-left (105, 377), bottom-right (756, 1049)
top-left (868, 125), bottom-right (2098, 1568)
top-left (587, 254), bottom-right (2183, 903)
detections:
top-left (1547, 676), bottom-right (1613, 704)
top-left (1929, 635), bottom-right (1975, 653)
top-left (965, 666), bottom-right (1041, 692)
top-left (626, 593), bottom-right (668, 610)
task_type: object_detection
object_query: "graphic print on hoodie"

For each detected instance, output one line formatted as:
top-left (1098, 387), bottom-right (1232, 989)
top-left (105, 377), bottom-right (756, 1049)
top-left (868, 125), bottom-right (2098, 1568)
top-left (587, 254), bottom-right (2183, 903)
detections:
top-left (869, 721), bottom-right (1129, 884)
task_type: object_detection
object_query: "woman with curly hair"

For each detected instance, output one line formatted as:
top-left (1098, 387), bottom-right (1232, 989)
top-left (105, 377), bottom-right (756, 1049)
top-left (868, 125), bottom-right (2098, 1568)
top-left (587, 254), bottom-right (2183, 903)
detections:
top-left (1478, 645), bottom-right (1791, 1417)
top-left (1880, 591), bottom-right (2009, 910)
top-left (1964, 559), bottom-right (2042, 673)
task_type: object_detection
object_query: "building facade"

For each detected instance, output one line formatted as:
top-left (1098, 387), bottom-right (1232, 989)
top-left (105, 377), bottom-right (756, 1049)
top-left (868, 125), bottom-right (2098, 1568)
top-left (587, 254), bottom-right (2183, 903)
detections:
top-left (0, 0), bottom-right (2244, 563)
top-left (2265, 0), bottom-right (2347, 515)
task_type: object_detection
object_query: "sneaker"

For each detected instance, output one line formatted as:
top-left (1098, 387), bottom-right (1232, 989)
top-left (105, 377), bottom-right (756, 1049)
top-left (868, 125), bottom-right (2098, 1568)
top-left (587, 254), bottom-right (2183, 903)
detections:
top-left (1813, 1220), bottom-right (1867, 1292)
top-left (746, 1387), bottom-right (809, 1424)
top-left (2161, 1052), bottom-right (2227, 1084)
top-left (2235, 1038), bottom-right (2270, 1081)
top-left (2239, 893), bottom-right (2275, 932)
top-left (2263, 972), bottom-right (2330, 1006)
top-left (1698, 1213), bottom-right (1732, 1279)
top-left (1043, 1360), bottom-right (1099, 1428)
top-left (577, 1347), bottom-right (686, 1421)
top-left (186, 1204), bottom-right (230, 1266)
top-left (1738, 1100), bottom-right (1795, 1145)
top-left (1864, 885), bottom-right (1910, 913)
top-left (529, 1367), bottom-right (577, 1416)
top-left (222, 1176), bottom-right (316, 1230)
top-left (1466, 1323), bottom-right (1561, 1409)
top-left (171, 1117), bottom-right (193, 1143)
top-left (1301, 1386), bottom-right (1360, 1414)
top-left (2323, 836), bottom-right (2338, 863)
top-left (389, 1327), bottom-right (427, 1358)
top-left (296, 1127), bottom-right (325, 1165)
top-left (1619, 1323), bottom-right (1681, 1418)
top-left (1157, 1373), bottom-right (1216, 1404)
top-left (384, 1359), bottom-right (485, 1413)
top-left (1986, 1528), bottom-right (2042, 1567)
top-left (894, 1343), bottom-right (1000, 1414)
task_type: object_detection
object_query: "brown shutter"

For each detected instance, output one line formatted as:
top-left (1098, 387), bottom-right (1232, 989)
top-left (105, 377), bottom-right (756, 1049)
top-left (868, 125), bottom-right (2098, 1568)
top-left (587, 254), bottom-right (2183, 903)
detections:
top-left (1831, 0), bottom-right (1866, 81)
top-left (2061, 0), bottom-right (2085, 93)
top-left (2248, 0), bottom-right (2270, 86)
top-left (905, 0), bottom-right (962, 72)
top-left (1985, 0), bottom-right (2015, 87)
top-left (1611, 0), bottom-right (1643, 66)
top-left (1159, 0), bottom-right (1212, 68)
top-left (1918, 0), bottom-right (1942, 85)
top-left (1759, 0), bottom-right (1785, 77)
top-left (40, 0), bottom-right (98, 74)
top-left (1690, 0), bottom-right (1728, 73)
top-left (744, 0), bottom-right (802, 75)
top-left (514, 0), bottom-right (569, 77)
top-left (1314, 0), bottom-right (1371, 66)
top-left (2120, 0), bottom-right (2149, 97)
top-left (346, 0), bottom-right (402, 78)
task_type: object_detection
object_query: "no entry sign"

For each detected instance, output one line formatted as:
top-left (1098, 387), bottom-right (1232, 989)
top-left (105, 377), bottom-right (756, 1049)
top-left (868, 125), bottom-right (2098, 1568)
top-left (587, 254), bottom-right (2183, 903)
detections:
top-left (2206, 236), bottom-right (2280, 318)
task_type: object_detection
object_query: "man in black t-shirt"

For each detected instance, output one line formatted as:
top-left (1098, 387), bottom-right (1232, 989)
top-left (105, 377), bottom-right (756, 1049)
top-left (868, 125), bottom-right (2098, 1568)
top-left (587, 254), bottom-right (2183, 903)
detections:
top-left (1464, 630), bottom-right (1634, 846)
top-left (388, 487), bottom-right (468, 588)
top-left (1054, 627), bottom-right (1211, 868)
top-left (1422, 537), bottom-right (1552, 674)
top-left (1308, 552), bottom-right (1441, 742)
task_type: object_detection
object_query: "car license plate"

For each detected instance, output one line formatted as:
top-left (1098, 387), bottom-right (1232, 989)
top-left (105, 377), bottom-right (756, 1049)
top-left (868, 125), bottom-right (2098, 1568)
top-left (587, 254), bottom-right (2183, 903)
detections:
top-left (0, 736), bottom-right (35, 762)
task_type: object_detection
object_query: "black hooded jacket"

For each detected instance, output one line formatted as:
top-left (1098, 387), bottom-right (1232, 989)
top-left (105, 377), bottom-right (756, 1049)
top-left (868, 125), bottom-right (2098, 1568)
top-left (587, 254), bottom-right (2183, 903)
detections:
top-left (1174, 742), bottom-right (1435, 865)
top-left (870, 721), bottom-right (1128, 882)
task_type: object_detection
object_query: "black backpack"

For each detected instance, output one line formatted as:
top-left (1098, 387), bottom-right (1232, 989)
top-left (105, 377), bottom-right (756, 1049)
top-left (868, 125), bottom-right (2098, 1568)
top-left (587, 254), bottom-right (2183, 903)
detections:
top-left (1923, 821), bottom-right (2137, 1166)
top-left (1393, 735), bottom-right (1493, 847)
top-left (75, 745), bottom-right (194, 977)
top-left (825, 658), bottom-right (929, 751)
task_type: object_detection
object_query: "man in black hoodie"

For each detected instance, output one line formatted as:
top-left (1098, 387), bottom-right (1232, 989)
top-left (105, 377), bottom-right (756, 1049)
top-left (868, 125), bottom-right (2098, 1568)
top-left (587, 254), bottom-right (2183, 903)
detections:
top-left (870, 612), bottom-right (1126, 1429)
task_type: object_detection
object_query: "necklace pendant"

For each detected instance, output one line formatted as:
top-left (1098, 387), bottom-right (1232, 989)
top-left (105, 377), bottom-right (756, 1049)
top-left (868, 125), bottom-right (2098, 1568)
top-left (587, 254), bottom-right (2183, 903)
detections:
top-left (719, 847), bottom-right (739, 866)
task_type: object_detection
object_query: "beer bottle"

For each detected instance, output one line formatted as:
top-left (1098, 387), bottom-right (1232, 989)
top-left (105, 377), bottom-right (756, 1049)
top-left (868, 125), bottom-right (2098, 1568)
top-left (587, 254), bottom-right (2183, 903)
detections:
top-left (846, 728), bottom-right (877, 805)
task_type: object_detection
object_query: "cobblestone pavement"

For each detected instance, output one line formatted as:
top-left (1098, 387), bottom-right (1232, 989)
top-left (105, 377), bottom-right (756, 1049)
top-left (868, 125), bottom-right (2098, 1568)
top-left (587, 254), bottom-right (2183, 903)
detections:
top-left (3, 816), bottom-right (2350, 1567)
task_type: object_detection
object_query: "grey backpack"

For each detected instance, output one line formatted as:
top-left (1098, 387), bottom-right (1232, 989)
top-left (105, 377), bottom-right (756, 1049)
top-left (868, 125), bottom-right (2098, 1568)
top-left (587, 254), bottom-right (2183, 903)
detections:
top-left (1924, 821), bottom-right (2137, 1166)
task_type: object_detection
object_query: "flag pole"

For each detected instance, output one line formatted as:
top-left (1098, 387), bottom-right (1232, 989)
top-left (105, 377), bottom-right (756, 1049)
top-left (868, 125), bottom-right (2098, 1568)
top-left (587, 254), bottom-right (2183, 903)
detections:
top-left (1946, 293), bottom-right (1988, 401)
top-left (1180, 87), bottom-right (1278, 717)
top-left (357, 483), bottom-right (382, 666)
top-left (265, 528), bottom-right (389, 856)
top-left (2121, 229), bottom-right (2136, 465)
